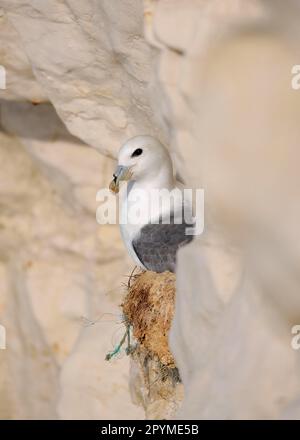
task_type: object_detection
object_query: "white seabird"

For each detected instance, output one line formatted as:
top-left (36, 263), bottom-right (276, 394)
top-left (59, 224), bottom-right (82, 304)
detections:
top-left (109, 135), bottom-right (194, 273)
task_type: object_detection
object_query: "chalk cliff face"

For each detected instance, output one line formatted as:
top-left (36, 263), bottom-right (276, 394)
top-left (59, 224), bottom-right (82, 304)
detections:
top-left (1, 0), bottom-right (300, 420)
top-left (0, 0), bottom-right (168, 155)
top-left (156, 1), bottom-right (300, 419)
top-left (0, 0), bottom-right (156, 419)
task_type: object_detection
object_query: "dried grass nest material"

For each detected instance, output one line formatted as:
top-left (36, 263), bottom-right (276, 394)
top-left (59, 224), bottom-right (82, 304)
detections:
top-left (122, 270), bottom-right (176, 367)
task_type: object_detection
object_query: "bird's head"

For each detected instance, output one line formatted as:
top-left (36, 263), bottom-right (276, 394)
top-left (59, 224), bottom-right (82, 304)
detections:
top-left (109, 135), bottom-right (173, 194)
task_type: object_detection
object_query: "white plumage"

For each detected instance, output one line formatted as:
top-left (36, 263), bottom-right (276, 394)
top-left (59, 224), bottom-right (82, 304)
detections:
top-left (109, 135), bottom-right (193, 272)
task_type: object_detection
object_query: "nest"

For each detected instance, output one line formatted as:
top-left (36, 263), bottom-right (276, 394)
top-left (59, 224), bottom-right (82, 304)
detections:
top-left (122, 270), bottom-right (176, 368)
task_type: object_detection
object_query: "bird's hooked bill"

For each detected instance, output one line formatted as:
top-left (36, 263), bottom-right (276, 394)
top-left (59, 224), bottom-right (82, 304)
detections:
top-left (109, 165), bottom-right (132, 194)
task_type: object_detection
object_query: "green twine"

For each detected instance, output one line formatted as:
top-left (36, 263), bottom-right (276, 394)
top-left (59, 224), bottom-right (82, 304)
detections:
top-left (105, 323), bottom-right (135, 361)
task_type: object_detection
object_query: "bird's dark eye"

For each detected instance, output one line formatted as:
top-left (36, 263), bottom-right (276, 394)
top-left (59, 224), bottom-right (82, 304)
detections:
top-left (131, 148), bottom-right (143, 157)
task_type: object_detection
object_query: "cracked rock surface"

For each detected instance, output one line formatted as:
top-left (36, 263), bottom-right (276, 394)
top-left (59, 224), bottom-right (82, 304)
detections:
top-left (1, 0), bottom-right (300, 420)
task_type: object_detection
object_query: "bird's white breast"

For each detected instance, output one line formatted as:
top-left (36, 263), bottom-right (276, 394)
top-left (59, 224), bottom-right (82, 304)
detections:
top-left (118, 180), bottom-right (191, 269)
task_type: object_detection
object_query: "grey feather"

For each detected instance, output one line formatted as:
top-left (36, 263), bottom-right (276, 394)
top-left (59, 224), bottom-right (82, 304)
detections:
top-left (132, 213), bottom-right (194, 273)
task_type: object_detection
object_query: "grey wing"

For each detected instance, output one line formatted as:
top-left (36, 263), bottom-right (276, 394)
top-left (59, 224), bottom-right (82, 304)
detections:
top-left (132, 220), bottom-right (193, 273)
